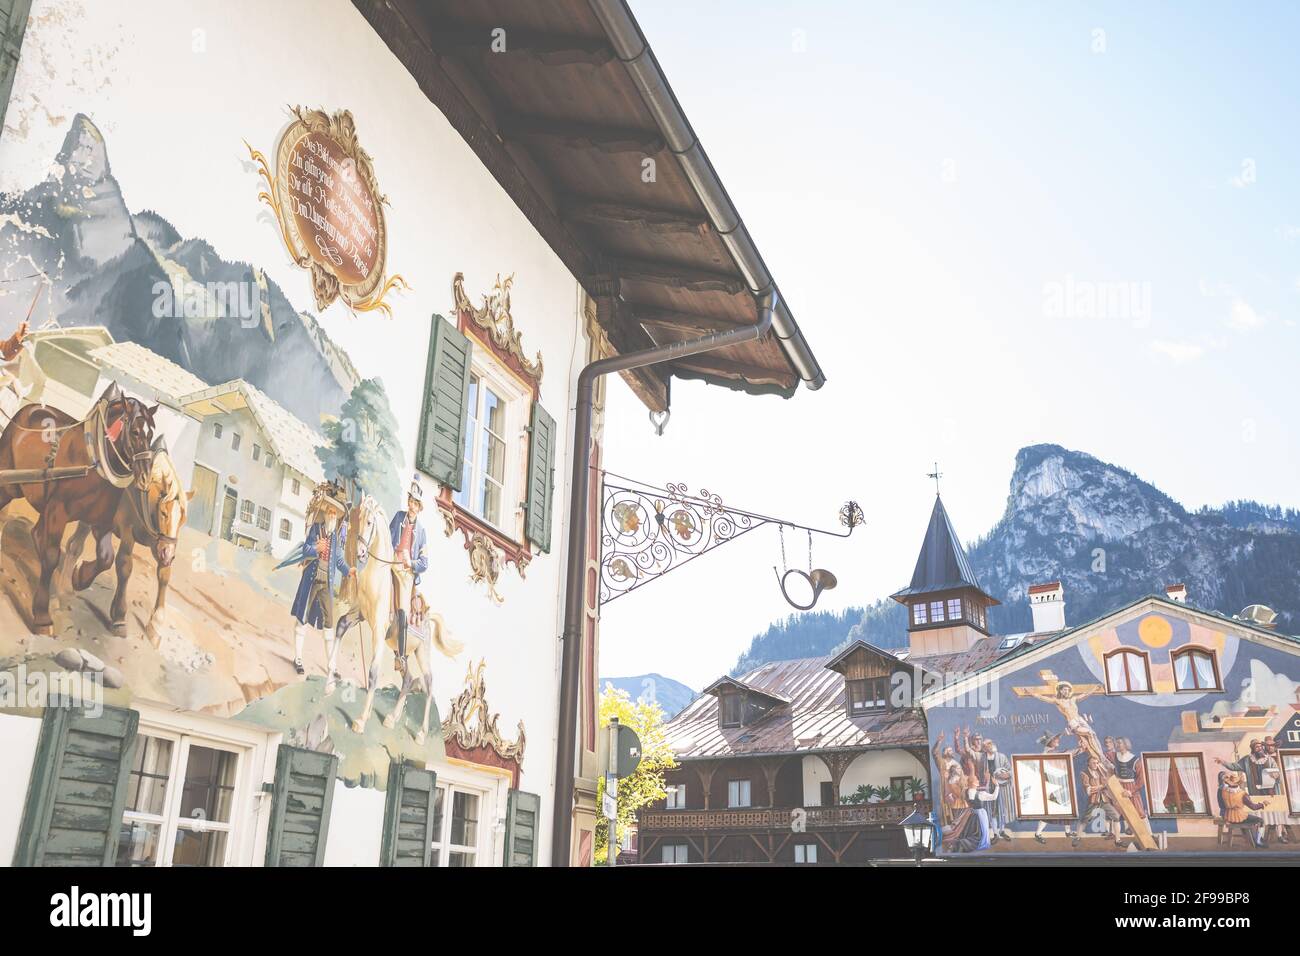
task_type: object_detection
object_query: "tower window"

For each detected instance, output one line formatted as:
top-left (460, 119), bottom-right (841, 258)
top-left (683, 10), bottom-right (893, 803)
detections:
top-left (912, 603), bottom-right (928, 625)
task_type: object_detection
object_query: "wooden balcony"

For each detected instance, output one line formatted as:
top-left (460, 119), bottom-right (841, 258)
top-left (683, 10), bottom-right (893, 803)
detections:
top-left (640, 801), bottom-right (920, 832)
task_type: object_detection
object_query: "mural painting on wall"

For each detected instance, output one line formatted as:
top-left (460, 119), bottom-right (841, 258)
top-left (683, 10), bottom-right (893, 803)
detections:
top-left (931, 608), bottom-right (1300, 854)
top-left (0, 111), bottom-right (470, 786)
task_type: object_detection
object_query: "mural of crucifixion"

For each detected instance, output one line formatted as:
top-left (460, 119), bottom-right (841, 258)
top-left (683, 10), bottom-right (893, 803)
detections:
top-left (1013, 669), bottom-right (1157, 851)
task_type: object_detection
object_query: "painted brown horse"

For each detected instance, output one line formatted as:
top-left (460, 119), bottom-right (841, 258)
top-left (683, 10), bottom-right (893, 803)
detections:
top-left (0, 383), bottom-right (156, 634)
top-left (61, 436), bottom-right (191, 643)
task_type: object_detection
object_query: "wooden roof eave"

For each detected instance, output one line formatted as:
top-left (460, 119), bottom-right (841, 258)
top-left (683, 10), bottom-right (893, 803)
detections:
top-left (357, 0), bottom-right (811, 408)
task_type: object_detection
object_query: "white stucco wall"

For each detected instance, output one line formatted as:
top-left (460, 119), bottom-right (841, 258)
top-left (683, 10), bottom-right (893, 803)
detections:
top-left (0, 713), bottom-right (42, 865)
top-left (2, 0), bottom-right (586, 866)
top-left (801, 750), bottom-right (931, 806)
top-left (321, 781), bottom-right (386, 867)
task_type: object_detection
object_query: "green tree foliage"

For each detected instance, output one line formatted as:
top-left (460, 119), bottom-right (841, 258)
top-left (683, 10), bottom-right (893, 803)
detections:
top-left (317, 378), bottom-right (405, 514)
top-left (594, 686), bottom-right (678, 864)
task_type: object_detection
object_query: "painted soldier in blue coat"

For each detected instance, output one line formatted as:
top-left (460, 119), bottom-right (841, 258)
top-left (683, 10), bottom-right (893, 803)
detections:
top-left (387, 474), bottom-right (429, 668)
top-left (291, 480), bottom-right (352, 677)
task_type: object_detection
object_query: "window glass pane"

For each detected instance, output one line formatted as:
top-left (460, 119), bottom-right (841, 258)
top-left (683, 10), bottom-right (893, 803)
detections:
top-left (1127, 654), bottom-right (1149, 692)
top-left (947, 598), bottom-right (962, 619)
top-left (125, 736), bottom-right (173, 816)
top-left (116, 821), bottom-right (163, 866)
top-left (1284, 755), bottom-right (1300, 814)
top-left (1015, 760), bottom-right (1046, 816)
top-left (179, 745), bottom-right (237, 825)
top-left (913, 603), bottom-right (927, 624)
top-left (454, 376), bottom-right (479, 511)
top-left (450, 790), bottom-right (479, 847)
top-left (1174, 653), bottom-right (1193, 689)
top-left (1042, 759), bottom-right (1073, 815)
top-left (1193, 652), bottom-right (1215, 688)
top-left (1106, 653), bottom-right (1128, 692)
top-left (448, 851), bottom-right (474, 867)
top-left (170, 827), bottom-right (228, 868)
top-left (930, 600), bottom-right (944, 622)
top-left (482, 386), bottom-right (504, 438)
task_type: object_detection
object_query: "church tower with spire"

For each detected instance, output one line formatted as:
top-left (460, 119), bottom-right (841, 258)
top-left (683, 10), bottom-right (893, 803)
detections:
top-left (890, 494), bottom-right (999, 658)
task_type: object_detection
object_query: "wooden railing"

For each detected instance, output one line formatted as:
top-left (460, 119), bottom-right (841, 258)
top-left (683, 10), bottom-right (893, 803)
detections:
top-left (640, 801), bottom-right (921, 832)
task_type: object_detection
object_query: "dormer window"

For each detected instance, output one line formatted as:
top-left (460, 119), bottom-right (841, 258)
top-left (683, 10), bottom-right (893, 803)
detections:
top-left (721, 693), bottom-right (743, 727)
top-left (847, 677), bottom-right (889, 715)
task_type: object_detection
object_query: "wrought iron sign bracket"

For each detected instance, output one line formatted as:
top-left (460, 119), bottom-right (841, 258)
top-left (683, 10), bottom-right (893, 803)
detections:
top-left (598, 470), bottom-right (864, 608)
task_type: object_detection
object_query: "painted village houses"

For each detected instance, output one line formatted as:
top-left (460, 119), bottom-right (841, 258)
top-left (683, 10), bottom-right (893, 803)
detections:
top-left (0, 0), bottom-right (824, 867)
top-left (639, 494), bottom-right (1300, 862)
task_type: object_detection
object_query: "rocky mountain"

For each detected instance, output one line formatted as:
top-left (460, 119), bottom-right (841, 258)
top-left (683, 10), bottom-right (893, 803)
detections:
top-left (0, 114), bottom-right (360, 427)
top-left (600, 673), bottom-right (697, 719)
top-left (733, 443), bottom-right (1300, 669)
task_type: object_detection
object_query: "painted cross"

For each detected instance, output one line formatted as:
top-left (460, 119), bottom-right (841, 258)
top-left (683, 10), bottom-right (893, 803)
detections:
top-left (1012, 669), bottom-right (1157, 850)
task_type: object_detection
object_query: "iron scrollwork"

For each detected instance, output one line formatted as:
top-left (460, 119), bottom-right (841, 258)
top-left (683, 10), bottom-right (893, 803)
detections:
top-left (598, 475), bottom-right (863, 607)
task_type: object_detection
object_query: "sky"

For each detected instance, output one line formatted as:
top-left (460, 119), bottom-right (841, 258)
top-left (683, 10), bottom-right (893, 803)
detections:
top-left (598, 1), bottom-right (1300, 689)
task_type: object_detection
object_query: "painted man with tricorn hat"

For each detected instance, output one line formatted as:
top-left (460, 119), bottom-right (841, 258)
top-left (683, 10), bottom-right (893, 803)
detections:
top-left (288, 478), bottom-right (354, 678)
top-left (387, 473), bottom-right (429, 671)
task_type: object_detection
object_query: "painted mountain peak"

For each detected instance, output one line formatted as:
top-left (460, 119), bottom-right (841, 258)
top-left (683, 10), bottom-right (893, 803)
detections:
top-left (734, 443), bottom-right (1300, 671)
top-left (0, 113), bottom-right (360, 426)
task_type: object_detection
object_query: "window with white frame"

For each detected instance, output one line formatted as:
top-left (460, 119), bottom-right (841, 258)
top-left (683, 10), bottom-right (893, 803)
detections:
top-left (665, 783), bottom-right (686, 809)
top-left (1172, 646), bottom-right (1220, 691)
top-left (429, 782), bottom-right (488, 867)
top-left (452, 359), bottom-right (524, 530)
top-left (912, 602), bottom-right (928, 626)
top-left (118, 730), bottom-right (246, 867)
top-left (256, 507), bottom-right (271, 531)
top-left (929, 600), bottom-right (945, 623)
top-left (279, 518), bottom-right (292, 540)
top-left (947, 598), bottom-right (962, 620)
top-left (794, 843), bottom-right (818, 864)
top-left (727, 779), bottom-right (751, 808)
top-left (1012, 755), bottom-right (1075, 819)
top-left (239, 498), bottom-right (254, 524)
top-left (1283, 751), bottom-right (1300, 815)
top-left (1104, 648), bottom-right (1152, 694)
top-left (661, 843), bottom-right (688, 864)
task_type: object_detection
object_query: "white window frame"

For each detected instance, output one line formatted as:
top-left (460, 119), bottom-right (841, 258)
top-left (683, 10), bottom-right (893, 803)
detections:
top-left (661, 843), bottom-right (688, 864)
top-left (727, 779), bottom-right (752, 809)
top-left (452, 349), bottom-right (528, 535)
top-left (665, 783), bottom-right (686, 809)
top-left (794, 843), bottom-right (818, 864)
top-left (121, 703), bottom-right (278, 868)
top-left (426, 760), bottom-right (505, 867)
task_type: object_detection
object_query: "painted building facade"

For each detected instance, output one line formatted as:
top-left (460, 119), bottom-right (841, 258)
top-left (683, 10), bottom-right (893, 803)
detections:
top-left (0, 0), bottom-right (823, 867)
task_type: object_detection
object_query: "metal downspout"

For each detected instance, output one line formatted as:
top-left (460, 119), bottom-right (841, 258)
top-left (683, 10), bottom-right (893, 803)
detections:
top-left (550, 290), bottom-right (779, 866)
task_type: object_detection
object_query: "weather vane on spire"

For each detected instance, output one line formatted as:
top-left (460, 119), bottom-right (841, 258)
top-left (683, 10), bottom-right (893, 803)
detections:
top-left (927, 462), bottom-right (943, 496)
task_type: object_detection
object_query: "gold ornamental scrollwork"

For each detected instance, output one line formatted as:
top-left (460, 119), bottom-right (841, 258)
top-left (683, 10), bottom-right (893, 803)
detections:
top-left (441, 659), bottom-right (527, 766)
top-left (453, 272), bottom-right (543, 384)
top-left (246, 107), bottom-right (409, 317)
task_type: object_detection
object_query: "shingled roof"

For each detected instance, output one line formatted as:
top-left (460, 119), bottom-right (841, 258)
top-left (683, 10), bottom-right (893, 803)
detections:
top-left (890, 495), bottom-right (997, 603)
top-left (663, 653), bottom-right (928, 761)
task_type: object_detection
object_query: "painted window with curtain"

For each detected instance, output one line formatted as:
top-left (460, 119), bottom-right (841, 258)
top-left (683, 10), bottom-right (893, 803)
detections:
top-left (1283, 752), bottom-right (1300, 814)
top-left (1143, 753), bottom-right (1209, 816)
top-left (1105, 648), bottom-right (1151, 693)
top-left (1172, 647), bottom-right (1219, 691)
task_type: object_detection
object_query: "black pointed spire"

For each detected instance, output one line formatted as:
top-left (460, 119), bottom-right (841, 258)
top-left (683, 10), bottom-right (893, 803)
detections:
top-left (890, 496), bottom-right (996, 604)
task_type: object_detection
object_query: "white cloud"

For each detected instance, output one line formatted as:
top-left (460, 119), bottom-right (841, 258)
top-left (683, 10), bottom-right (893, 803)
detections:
top-left (1150, 339), bottom-right (1206, 363)
top-left (1227, 298), bottom-right (1265, 332)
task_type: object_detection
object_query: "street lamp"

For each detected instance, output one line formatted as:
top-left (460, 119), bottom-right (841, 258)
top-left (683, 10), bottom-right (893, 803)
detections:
top-left (900, 808), bottom-right (936, 866)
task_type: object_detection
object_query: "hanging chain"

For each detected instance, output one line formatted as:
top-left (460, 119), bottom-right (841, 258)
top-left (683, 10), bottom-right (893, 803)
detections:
top-left (807, 529), bottom-right (813, 573)
top-left (778, 524), bottom-right (787, 573)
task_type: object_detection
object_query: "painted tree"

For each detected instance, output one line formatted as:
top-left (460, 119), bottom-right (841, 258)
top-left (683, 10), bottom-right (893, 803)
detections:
top-left (317, 377), bottom-right (405, 514)
top-left (594, 684), bottom-right (678, 864)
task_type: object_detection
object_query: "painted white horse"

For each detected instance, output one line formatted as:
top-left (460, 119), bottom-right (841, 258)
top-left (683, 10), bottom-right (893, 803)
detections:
top-left (389, 590), bottom-right (461, 745)
top-left (331, 494), bottom-right (460, 742)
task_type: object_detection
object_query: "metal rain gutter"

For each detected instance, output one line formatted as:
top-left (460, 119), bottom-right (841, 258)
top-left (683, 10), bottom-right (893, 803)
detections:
top-left (551, 290), bottom-right (780, 866)
top-left (588, 0), bottom-right (826, 392)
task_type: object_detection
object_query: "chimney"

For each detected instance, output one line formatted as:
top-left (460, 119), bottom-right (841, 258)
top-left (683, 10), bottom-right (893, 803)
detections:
top-left (1027, 581), bottom-right (1066, 632)
top-left (1165, 583), bottom-right (1187, 604)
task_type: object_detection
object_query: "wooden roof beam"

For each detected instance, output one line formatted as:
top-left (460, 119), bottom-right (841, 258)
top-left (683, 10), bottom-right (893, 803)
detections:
top-left (672, 354), bottom-right (794, 388)
top-left (498, 114), bottom-right (664, 155)
top-left (560, 197), bottom-right (709, 235)
top-left (635, 307), bottom-right (748, 335)
top-left (428, 28), bottom-right (616, 66)
top-left (611, 258), bottom-right (748, 296)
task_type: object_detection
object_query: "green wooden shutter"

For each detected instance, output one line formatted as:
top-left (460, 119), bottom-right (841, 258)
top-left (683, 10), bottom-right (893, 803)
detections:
top-left (380, 760), bottom-right (437, 867)
top-left (264, 745), bottom-right (338, 867)
top-left (503, 789), bottom-right (540, 867)
top-left (14, 702), bottom-right (138, 867)
top-left (524, 402), bottom-right (556, 553)
top-left (0, 0), bottom-right (32, 133)
top-left (416, 313), bottom-right (473, 490)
